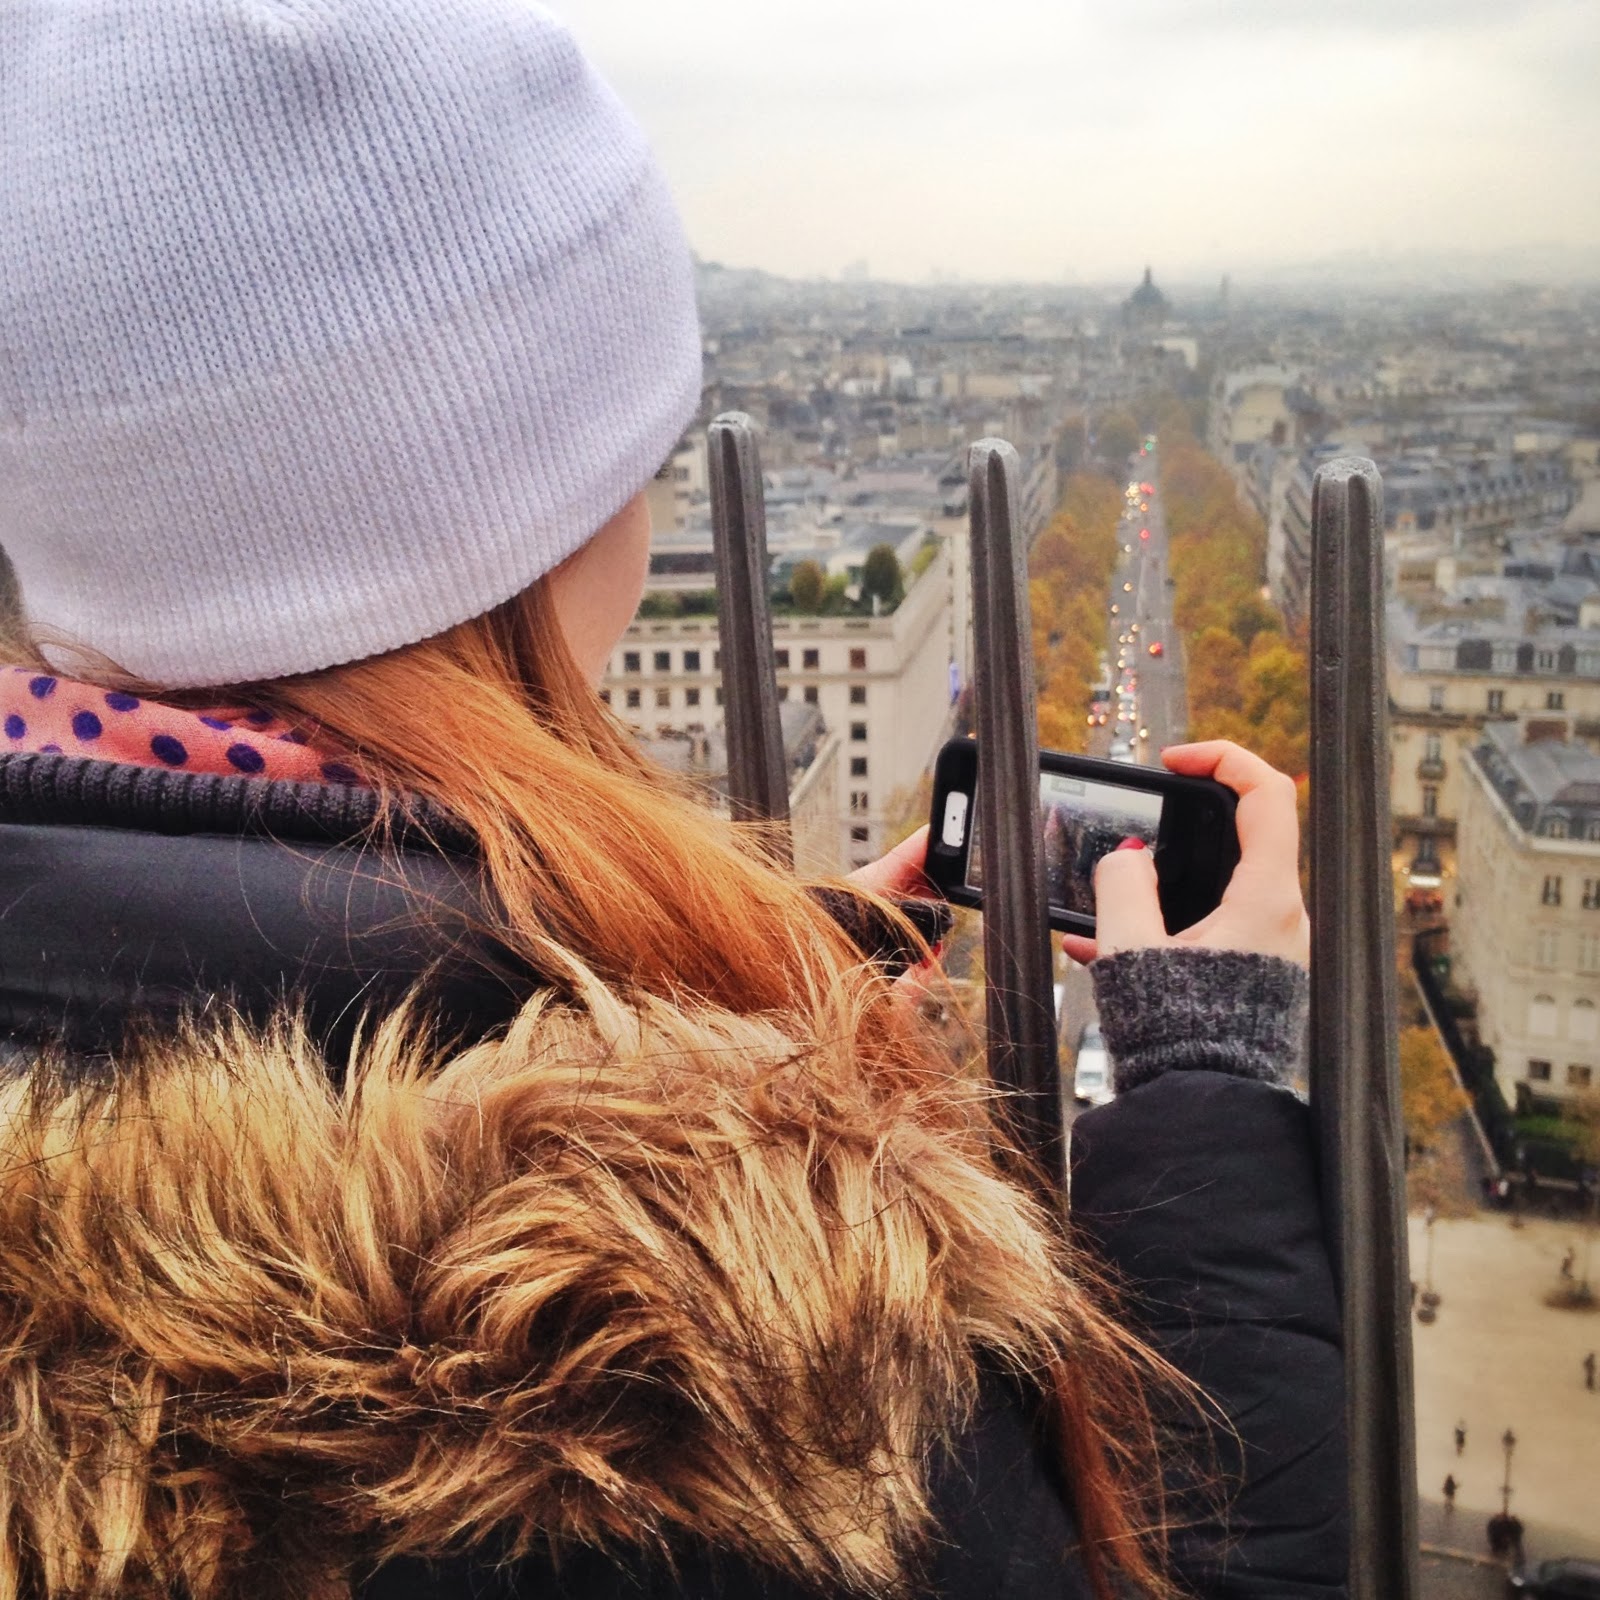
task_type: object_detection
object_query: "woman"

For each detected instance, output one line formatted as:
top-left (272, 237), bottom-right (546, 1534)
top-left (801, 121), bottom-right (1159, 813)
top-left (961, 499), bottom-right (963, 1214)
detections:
top-left (0, 2), bottom-right (1344, 1596)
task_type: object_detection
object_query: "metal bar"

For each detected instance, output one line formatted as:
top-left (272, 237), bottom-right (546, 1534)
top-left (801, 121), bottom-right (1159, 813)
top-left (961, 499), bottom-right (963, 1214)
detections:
top-left (968, 438), bottom-right (1062, 1196)
top-left (1308, 456), bottom-right (1418, 1600)
top-left (707, 411), bottom-right (792, 859)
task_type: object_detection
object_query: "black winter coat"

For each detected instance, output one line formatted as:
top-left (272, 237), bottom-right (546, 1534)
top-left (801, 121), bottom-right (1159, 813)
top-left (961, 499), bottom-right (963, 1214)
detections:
top-left (0, 753), bottom-right (1346, 1598)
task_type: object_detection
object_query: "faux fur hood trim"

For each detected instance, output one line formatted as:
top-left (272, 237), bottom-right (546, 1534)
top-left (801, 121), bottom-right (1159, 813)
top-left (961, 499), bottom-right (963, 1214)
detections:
top-left (0, 993), bottom-right (1074, 1600)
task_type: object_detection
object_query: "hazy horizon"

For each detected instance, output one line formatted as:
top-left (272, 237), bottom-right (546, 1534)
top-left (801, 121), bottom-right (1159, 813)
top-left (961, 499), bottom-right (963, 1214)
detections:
top-left (560, 0), bottom-right (1600, 288)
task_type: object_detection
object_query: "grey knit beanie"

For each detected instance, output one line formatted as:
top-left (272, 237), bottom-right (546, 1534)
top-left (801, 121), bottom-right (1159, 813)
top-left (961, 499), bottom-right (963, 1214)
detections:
top-left (0, 0), bottom-right (702, 688)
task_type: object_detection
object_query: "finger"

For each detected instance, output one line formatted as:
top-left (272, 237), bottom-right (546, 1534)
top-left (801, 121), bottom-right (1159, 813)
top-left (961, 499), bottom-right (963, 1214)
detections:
top-left (846, 825), bottom-right (935, 899)
top-left (1162, 740), bottom-right (1300, 884)
top-left (1060, 932), bottom-right (1098, 966)
top-left (1092, 842), bottom-right (1168, 956)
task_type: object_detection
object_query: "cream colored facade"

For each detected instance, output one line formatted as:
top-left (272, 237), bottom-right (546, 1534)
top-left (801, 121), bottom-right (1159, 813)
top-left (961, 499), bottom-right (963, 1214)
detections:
top-left (604, 534), bottom-right (970, 871)
top-left (1453, 735), bottom-right (1600, 1106)
top-left (1388, 642), bottom-right (1600, 871)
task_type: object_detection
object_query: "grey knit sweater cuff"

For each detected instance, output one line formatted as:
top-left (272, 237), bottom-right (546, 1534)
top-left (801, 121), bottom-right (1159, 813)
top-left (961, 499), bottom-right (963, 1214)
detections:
top-left (1090, 947), bottom-right (1309, 1094)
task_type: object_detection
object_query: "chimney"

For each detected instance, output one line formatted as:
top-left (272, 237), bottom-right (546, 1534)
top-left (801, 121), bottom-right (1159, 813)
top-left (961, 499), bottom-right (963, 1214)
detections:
top-left (1524, 717), bottom-right (1568, 745)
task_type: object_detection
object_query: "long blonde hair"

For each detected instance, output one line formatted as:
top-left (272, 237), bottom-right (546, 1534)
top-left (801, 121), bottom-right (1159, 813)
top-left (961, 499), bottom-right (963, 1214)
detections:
top-left (13, 583), bottom-right (1193, 1598)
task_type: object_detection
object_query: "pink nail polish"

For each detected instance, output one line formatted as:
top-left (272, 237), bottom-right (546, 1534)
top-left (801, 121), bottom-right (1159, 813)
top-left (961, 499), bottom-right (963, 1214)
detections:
top-left (1115, 836), bottom-right (1146, 852)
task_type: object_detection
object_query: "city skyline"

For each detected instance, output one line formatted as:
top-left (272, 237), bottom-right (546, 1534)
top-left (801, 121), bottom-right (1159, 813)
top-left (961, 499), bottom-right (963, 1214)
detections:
top-left (561, 0), bottom-right (1600, 287)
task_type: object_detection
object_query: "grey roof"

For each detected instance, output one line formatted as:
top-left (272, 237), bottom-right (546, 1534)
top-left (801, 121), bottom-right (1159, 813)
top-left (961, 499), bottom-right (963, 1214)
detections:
top-left (1474, 721), bottom-right (1600, 833)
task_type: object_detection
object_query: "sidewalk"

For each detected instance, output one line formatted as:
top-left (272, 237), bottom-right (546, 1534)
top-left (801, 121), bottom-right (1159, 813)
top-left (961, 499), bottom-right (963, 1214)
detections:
top-left (1410, 1210), bottom-right (1600, 1565)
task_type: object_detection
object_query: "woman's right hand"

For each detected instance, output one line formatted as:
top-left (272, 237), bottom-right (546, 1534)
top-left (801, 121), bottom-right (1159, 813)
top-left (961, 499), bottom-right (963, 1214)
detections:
top-left (1060, 740), bottom-right (1309, 968)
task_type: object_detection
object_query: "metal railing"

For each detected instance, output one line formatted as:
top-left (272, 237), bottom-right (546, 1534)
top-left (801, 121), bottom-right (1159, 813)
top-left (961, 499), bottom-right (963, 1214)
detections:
top-left (707, 414), bottom-right (1414, 1600)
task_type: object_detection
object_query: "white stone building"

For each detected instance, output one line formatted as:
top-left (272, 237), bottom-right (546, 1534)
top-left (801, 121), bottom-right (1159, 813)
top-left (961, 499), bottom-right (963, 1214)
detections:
top-left (604, 533), bottom-right (970, 871)
top-left (1453, 720), bottom-right (1600, 1106)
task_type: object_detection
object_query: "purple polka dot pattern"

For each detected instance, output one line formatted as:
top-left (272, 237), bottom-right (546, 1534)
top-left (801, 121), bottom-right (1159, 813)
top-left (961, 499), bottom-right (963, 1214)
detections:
top-left (1, 671), bottom-right (356, 787)
top-left (225, 743), bottom-right (266, 774)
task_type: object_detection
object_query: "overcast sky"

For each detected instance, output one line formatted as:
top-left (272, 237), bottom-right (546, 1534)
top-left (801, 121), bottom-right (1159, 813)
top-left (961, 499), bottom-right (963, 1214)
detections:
top-left (557, 0), bottom-right (1600, 286)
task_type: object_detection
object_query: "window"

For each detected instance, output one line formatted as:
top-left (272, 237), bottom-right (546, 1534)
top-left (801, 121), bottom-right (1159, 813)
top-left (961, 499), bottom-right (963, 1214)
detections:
top-left (1583, 879), bottom-right (1600, 910)
top-left (803, 685), bottom-right (819, 705)
top-left (655, 687), bottom-right (670, 709)
top-left (774, 649), bottom-right (790, 670)
top-left (1568, 1064), bottom-right (1594, 1089)
top-left (849, 648), bottom-right (868, 671)
top-left (713, 650), bottom-right (721, 671)
top-left (1529, 995), bottom-right (1558, 1036)
top-left (685, 687), bottom-right (700, 708)
top-left (850, 757), bottom-right (868, 778)
top-left (683, 650), bottom-right (700, 673)
top-left (653, 650), bottom-right (671, 673)
top-left (1487, 689), bottom-right (1504, 713)
top-left (1537, 650), bottom-right (1557, 672)
top-left (1546, 690), bottom-right (1565, 711)
top-left (1542, 875), bottom-right (1563, 907)
top-left (1572, 1000), bottom-right (1598, 1046)
top-left (802, 648), bottom-right (820, 670)
top-left (1536, 930), bottom-right (1560, 968)
top-left (1527, 1059), bottom-right (1553, 1083)
top-left (1428, 685), bottom-right (1444, 711)
top-left (600, 689), bottom-right (612, 705)
top-left (849, 790), bottom-right (869, 814)
top-left (715, 687), bottom-right (724, 706)
top-left (850, 826), bottom-right (870, 843)
top-left (1422, 786), bottom-right (1438, 818)
top-left (849, 685), bottom-right (867, 705)
top-left (850, 722), bottom-right (867, 742)
top-left (1581, 933), bottom-right (1600, 975)
top-left (1424, 733), bottom-right (1441, 761)
top-left (624, 688), bottom-right (641, 710)
top-left (777, 685), bottom-right (789, 702)
top-left (851, 855), bottom-right (872, 870)
top-left (1546, 817), bottom-right (1569, 839)
top-left (623, 651), bottom-right (641, 673)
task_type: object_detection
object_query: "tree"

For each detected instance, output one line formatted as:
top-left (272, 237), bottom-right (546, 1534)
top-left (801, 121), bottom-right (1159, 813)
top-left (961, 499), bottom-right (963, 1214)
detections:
top-left (861, 543), bottom-right (904, 609)
top-left (1095, 410), bottom-right (1140, 467)
top-left (1399, 1024), bottom-right (1469, 1152)
top-left (789, 559), bottom-right (825, 613)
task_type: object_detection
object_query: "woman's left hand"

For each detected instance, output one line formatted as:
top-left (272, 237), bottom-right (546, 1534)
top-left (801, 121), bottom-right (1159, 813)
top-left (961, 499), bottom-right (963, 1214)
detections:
top-left (847, 825), bottom-right (937, 901)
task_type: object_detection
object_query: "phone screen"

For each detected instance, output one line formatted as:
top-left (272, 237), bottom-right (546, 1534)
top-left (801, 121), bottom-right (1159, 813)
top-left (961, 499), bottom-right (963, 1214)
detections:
top-left (967, 770), bottom-right (1164, 917)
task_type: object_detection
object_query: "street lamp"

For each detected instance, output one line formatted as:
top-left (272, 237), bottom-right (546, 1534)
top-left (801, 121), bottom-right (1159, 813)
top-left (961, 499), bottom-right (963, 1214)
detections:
top-left (1500, 1428), bottom-right (1517, 1517)
top-left (1417, 1203), bottom-right (1442, 1321)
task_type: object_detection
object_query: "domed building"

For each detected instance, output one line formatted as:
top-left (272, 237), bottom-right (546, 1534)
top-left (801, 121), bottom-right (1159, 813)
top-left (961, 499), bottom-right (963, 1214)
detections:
top-left (1123, 266), bottom-right (1169, 330)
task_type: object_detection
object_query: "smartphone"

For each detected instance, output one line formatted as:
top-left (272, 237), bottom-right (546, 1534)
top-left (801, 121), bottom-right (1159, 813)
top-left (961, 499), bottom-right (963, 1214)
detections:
top-left (925, 737), bottom-right (1240, 936)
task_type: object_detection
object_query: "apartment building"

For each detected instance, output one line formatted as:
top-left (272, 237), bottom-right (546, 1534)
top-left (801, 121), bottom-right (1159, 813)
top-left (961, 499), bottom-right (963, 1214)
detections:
top-left (1388, 595), bottom-right (1600, 875)
top-left (1453, 720), bottom-right (1600, 1106)
top-left (603, 534), bottom-right (969, 870)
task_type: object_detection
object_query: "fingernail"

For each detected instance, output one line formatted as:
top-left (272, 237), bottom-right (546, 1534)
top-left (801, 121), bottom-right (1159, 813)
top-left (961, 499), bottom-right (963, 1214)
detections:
top-left (1115, 836), bottom-right (1146, 852)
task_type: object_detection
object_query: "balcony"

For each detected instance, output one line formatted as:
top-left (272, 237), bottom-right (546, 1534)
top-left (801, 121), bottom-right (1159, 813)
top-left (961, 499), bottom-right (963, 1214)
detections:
top-left (1417, 758), bottom-right (1446, 781)
top-left (1394, 814), bottom-right (1456, 840)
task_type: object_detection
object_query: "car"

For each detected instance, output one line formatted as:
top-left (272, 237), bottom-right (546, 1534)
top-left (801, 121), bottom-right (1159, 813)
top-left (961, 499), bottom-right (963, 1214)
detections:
top-left (1148, 641), bottom-right (1164, 657)
top-left (1072, 1024), bottom-right (1113, 1107)
top-left (1508, 1558), bottom-right (1600, 1597)
top-left (1138, 727), bottom-right (1150, 740)
top-left (1122, 581), bottom-right (1133, 592)
top-left (1110, 604), bottom-right (1119, 615)
top-left (1129, 622), bottom-right (1140, 634)
top-left (1108, 739), bottom-right (1135, 763)
top-left (1140, 528), bottom-right (1150, 540)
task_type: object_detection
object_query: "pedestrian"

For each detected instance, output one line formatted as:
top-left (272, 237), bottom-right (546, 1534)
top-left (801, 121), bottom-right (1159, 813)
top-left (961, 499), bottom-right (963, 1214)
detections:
top-left (1585, 1351), bottom-right (1596, 1392)
top-left (1561, 1246), bottom-right (1576, 1280)
top-left (1443, 1473), bottom-right (1458, 1510)
top-left (1456, 1420), bottom-right (1468, 1455)
top-left (0, 5), bottom-right (1345, 1598)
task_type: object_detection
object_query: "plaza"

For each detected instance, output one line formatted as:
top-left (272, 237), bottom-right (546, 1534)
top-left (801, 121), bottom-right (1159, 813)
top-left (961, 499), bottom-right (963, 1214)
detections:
top-left (1410, 1210), bottom-right (1600, 1573)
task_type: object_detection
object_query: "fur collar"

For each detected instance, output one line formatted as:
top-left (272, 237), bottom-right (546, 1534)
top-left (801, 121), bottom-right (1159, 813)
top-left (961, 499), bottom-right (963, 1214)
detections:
top-left (0, 991), bottom-right (1069, 1599)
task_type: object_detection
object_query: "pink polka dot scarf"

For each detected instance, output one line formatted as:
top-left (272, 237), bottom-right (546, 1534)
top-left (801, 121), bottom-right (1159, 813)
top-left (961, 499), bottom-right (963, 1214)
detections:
top-left (0, 668), bottom-right (362, 785)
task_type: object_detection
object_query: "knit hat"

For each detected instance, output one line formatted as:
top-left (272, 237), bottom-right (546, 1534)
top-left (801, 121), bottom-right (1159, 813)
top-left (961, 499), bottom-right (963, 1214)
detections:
top-left (0, 0), bottom-right (702, 688)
